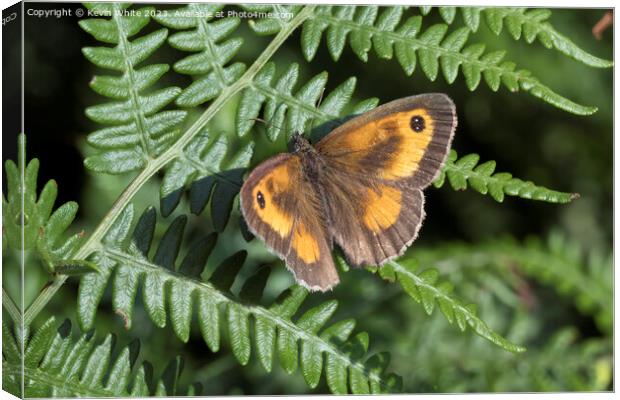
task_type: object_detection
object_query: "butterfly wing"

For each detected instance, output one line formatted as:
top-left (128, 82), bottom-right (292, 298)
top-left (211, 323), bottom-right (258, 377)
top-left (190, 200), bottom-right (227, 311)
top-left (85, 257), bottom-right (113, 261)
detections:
top-left (316, 93), bottom-right (457, 267)
top-left (239, 154), bottom-right (339, 291)
top-left (316, 93), bottom-right (457, 189)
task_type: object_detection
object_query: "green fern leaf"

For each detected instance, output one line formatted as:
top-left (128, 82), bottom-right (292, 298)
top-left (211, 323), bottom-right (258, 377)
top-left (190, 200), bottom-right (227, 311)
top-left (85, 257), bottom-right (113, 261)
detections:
top-left (2, 318), bottom-right (201, 397)
top-left (77, 205), bottom-right (402, 393)
top-left (80, 3), bottom-right (186, 174)
top-left (248, 5), bottom-right (598, 115)
top-left (2, 134), bottom-right (96, 275)
top-left (377, 259), bottom-right (526, 353)
top-left (154, 4), bottom-right (245, 107)
top-left (236, 62), bottom-right (378, 141)
top-left (159, 128), bottom-right (254, 228)
top-left (436, 7), bottom-right (613, 69)
top-left (434, 150), bottom-right (579, 203)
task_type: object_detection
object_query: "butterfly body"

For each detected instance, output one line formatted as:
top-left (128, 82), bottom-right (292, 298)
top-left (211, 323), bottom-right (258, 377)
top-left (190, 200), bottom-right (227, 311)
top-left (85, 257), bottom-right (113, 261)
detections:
top-left (240, 94), bottom-right (457, 291)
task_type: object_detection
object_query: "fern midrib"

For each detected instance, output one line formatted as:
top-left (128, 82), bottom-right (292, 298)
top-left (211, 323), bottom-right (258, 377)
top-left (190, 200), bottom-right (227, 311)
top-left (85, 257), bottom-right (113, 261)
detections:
top-left (113, 3), bottom-right (154, 158)
top-left (3, 363), bottom-right (116, 397)
top-left (315, 11), bottom-right (537, 85)
top-left (24, 5), bottom-right (317, 327)
top-left (388, 260), bottom-right (525, 353)
top-left (197, 17), bottom-right (227, 83)
top-left (103, 246), bottom-right (386, 386)
top-left (250, 81), bottom-right (335, 123)
top-left (182, 146), bottom-right (242, 188)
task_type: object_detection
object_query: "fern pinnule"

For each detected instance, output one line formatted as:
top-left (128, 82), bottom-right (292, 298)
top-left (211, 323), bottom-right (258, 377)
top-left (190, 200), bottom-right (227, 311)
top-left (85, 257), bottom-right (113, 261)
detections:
top-left (241, 4), bottom-right (303, 35)
top-left (434, 150), bottom-right (579, 203)
top-left (77, 205), bottom-right (401, 394)
top-left (154, 3), bottom-right (246, 107)
top-left (80, 3), bottom-right (186, 174)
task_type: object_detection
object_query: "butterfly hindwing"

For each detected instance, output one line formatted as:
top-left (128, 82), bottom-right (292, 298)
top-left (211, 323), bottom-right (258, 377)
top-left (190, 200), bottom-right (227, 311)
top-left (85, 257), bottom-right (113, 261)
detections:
top-left (320, 168), bottom-right (426, 267)
top-left (239, 154), bottom-right (340, 291)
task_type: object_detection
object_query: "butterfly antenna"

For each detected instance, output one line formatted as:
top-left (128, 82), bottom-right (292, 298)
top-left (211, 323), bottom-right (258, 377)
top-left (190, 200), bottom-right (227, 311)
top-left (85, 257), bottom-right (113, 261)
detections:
top-left (249, 117), bottom-right (285, 133)
top-left (306, 87), bottom-right (326, 136)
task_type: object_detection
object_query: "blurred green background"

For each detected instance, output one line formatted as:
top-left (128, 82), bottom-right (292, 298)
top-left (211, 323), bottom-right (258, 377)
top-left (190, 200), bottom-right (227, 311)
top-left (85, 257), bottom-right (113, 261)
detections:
top-left (3, 3), bottom-right (613, 394)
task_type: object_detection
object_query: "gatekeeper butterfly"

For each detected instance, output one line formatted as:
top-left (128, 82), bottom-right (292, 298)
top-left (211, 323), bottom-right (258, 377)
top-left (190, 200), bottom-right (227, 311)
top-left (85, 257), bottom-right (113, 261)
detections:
top-left (240, 93), bottom-right (457, 291)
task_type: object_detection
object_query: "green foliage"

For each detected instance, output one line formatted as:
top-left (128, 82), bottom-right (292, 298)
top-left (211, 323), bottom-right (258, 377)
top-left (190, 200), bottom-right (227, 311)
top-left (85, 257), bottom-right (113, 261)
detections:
top-left (2, 134), bottom-right (96, 275)
top-left (80, 2), bottom-right (187, 174)
top-left (396, 299), bottom-right (611, 392)
top-left (236, 62), bottom-right (378, 141)
top-left (246, 5), bottom-right (599, 115)
top-left (77, 205), bottom-right (401, 394)
top-left (412, 233), bottom-right (613, 333)
top-left (154, 3), bottom-right (245, 107)
top-left (365, 258), bottom-right (525, 353)
top-left (2, 318), bottom-right (202, 397)
top-left (434, 150), bottom-right (579, 203)
top-left (430, 7), bottom-right (613, 68)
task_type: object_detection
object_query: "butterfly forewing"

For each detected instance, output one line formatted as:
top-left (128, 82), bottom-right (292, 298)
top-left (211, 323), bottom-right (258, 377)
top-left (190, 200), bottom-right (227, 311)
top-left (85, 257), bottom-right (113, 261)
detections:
top-left (316, 93), bottom-right (457, 189)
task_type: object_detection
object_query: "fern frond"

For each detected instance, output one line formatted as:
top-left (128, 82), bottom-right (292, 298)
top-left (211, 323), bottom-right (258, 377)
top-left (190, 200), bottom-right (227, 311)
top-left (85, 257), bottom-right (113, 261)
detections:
top-left (433, 7), bottom-right (613, 68)
top-left (2, 134), bottom-right (96, 275)
top-left (2, 318), bottom-right (201, 397)
top-left (154, 4), bottom-right (245, 107)
top-left (365, 258), bottom-right (525, 353)
top-left (159, 129), bottom-right (254, 225)
top-left (80, 3), bottom-right (187, 174)
top-left (236, 62), bottom-right (378, 141)
top-left (434, 150), bottom-right (579, 203)
top-left (413, 233), bottom-right (612, 333)
top-left (249, 5), bottom-right (597, 115)
top-left (77, 205), bottom-right (401, 394)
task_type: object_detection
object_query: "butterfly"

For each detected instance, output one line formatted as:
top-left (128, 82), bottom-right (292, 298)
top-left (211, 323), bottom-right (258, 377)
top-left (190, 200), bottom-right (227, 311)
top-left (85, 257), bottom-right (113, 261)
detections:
top-left (240, 93), bottom-right (457, 291)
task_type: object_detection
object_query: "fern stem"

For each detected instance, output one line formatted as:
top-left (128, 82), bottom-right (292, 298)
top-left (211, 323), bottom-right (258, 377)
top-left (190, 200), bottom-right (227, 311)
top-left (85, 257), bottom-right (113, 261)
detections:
top-left (3, 288), bottom-right (22, 326)
top-left (22, 5), bottom-right (317, 328)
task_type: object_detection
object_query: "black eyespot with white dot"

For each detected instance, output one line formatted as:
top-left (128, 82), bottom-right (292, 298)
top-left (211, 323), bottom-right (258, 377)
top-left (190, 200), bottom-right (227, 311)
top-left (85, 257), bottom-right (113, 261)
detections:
top-left (256, 191), bottom-right (266, 209)
top-left (410, 115), bottom-right (425, 132)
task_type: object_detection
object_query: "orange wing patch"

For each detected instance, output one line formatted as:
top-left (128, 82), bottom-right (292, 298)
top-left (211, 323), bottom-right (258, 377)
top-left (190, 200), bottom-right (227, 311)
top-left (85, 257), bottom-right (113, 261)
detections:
top-left (363, 185), bottom-right (403, 232)
top-left (251, 161), bottom-right (295, 237)
top-left (325, 108), bottom-right (434, 181)
top-left (380, 108), bottom-right (434, 180)
top-left (291, 223), bottom-right (321, 263)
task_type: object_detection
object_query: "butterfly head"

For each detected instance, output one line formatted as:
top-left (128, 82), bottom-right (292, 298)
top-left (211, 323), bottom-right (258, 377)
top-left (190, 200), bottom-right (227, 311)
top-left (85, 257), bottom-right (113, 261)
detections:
top-left (291, 131), bottom-right (312, 154)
